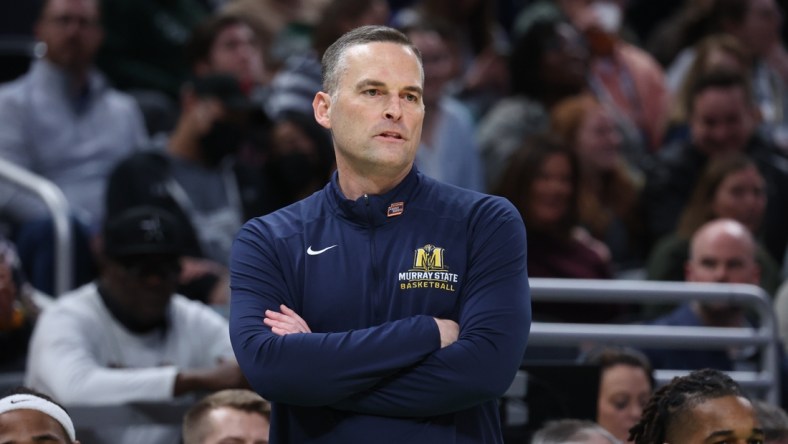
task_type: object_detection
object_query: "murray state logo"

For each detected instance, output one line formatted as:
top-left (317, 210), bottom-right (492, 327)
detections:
top-left (398, 244), bottom-right (458, 292)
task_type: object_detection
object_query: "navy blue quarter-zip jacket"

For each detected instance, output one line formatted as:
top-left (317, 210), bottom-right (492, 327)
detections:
top-left (229, 167), bottom-right (531, 443)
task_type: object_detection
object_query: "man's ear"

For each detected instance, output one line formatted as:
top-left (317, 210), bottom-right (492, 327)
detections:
top-left (313, 91), bottom-right (332, 130)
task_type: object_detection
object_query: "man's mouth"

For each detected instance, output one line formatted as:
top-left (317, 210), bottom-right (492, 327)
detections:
top-left (378, 131), bottom-right (404, 140)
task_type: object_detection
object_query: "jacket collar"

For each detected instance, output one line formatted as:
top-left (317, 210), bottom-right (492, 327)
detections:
top-left (327, 166), bottom-right (421, 227)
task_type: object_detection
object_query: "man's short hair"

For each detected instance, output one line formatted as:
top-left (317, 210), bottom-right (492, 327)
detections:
top-left (686, 68), bottom-right (753, 116)
top-left (182, 389), bottom-right (270, 444)
top-left (531, 418), bottom-right (620, 444)
top-left (321, 25), bottom-right (422, 97)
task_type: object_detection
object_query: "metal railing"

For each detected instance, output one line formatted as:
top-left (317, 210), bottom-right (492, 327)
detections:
top-left (527, 278), bottom-right (781, 404)
top-left (0, 157), bottom-right (72, 296)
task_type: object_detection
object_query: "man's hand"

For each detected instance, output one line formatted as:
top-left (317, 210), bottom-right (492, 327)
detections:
top-left (264, 304), bottom-right (312, 335)
top-left (433, 318), bottom-right (459, 348)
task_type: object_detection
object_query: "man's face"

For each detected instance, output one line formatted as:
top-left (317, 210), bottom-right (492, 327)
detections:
top-left (686, 228), bottom-right (760, 285)
top-left (314, 42), bottom-right (424, 180)
top-left (689, 87), bottom-right (756, 156)
top-left (201, 407), bottom-right (269, 444)
top-left (207, 23), bottom-right (264, 87)
top-left (35, 0), bottom-right (102, 72)
top-left (104, 254), bottom-right (180, 326)
top-left (0, 409), bottom-right (74, 444)
top-left (666, 396), bottom-right (763, 444)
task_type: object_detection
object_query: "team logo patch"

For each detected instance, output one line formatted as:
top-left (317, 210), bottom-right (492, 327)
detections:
top-left (398, 244), bottom-right (458, 292)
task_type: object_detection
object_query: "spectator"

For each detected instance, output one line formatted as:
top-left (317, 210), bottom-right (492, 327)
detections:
top-left (187, 14), bottom-right (269, 98)
top-left (585, 0), bottom-right (670, 153)
top-left (664, 33), bottom-right (750, 145)
top-left (401, 21), bottom-right (485, 191)
top-left (0, 0), bottom-right (148, 231)
top-left (581, 346), bottom-right (654, 443)
top-left (184, 14), bottom-right (274, 168)
top-left (629, 368), bottom-right (762, 444)
top-left (262, 110), bottom-right (335, 211)
top-left (495, 134), bottom-right (626, 324)
top-left (106, 74), bottom-right (270, 304)
top-left (264, 0), bottom-right (390, 120)
top-left (665, 0), bottom-right (788, 150)
top-left (551, 93), bottom-right (645, 274)
top-left (25, 206), bottom-right (246, 443)
top-left (0, 387), bottom-right (79, 444)
top-left (95, 0), bottom-right (209, 99)
top-left (392, 0), bottom-right (510, 120)
top-left (530, 418), bottom-right (620, 444)
top-left (221, 0), bottom-right (323, 69)
top-left (478, 17), bottom-right (589, 192)
top-left (0, 236), bottom-right (49, 372)
top-left (642, 68), bottom-right (788, 265)
top-left (753, 400), bottom-right (788, 444)
top-left (182, 389), bottom-right (270, 444)
top-left (495, 134), bottom-right (611, 282)
top-left (643, 219), bottom-right (763, 372)
top-left (646, 153), bottom-right (781, 296)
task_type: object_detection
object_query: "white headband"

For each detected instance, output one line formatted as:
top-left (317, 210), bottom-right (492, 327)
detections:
top-left (0, 394), bottom-right (76, 441)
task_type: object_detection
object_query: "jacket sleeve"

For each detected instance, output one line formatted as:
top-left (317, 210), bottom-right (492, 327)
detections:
top-left (331, 198), bottom-right (531, 417)
top-left (229, 222), bottom-right (443, 407)
top-left (25, 303), bottom-right (178, 405)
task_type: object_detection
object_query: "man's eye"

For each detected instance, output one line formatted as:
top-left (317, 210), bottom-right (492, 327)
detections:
top-left (405, 94), bottom-right (419, 102)
top-left (364, 89), bottom-right (379, 97)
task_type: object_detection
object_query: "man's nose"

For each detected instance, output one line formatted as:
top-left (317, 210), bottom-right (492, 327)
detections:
top-left (713, 265), bottom-right (730, 282)
top-left (384, 96), bottom-right (402, 121)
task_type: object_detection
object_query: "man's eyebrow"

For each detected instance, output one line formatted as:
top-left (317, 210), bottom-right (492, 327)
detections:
top-left (402, 85), bottom-right (424, 96)
top-left (705, 428), bottom-right (764, 440)
top-left (31, 433), bottom-right (64, 442)
top-left (354, 80), bottom-right (423, 96)
top-left (355, 79), bottom-right (386, 90)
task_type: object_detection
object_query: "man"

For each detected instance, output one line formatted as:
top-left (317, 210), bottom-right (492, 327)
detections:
top-left (644, 218), bottom-right (761, 371)
top-left (0, 387), bottom-right (79, 444)
top-left (25, 206), bottom-right (246, 442)
top-left (230, 25), bottom-right (531, 443)
top-left (187, 14), bottom-right (268, 95)
top-left (263, 0), bottom-right (390, 120)
top-left (0, 0), bottom-right (147, 230)
top-left (106, 75), bottom-right (270, 303)
top-left (629, 368), bottom-right (763, 444)
top-left (402, 21), bottom-right (485, 191)
top-left (182, 389), bottom-right (270, 444)
top-left (643, 68), bottom-right (788, 263)
top-left (530, 419), bottom-right (619, 444)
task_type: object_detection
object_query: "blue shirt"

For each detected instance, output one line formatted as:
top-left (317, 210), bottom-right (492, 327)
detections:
top-left (0, 59), bottom-right (148, 228)
top-left (230, 168), bottom-right (531, 443)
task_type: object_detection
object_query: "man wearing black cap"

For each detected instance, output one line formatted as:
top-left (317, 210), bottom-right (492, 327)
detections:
top-left (106, 74), bottom-right (271, 305)
top-left (24, 205), bottom-right (246, 442)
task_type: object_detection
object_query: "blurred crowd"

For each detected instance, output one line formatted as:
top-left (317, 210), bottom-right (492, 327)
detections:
top-left (2, 0), bottom-right (788, 442)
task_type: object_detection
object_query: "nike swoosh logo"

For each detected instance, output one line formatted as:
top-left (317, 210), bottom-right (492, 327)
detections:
top-left (307, 245), bottom-right (338, 255)
top-left (10, 399), bottom-right (28, 404)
